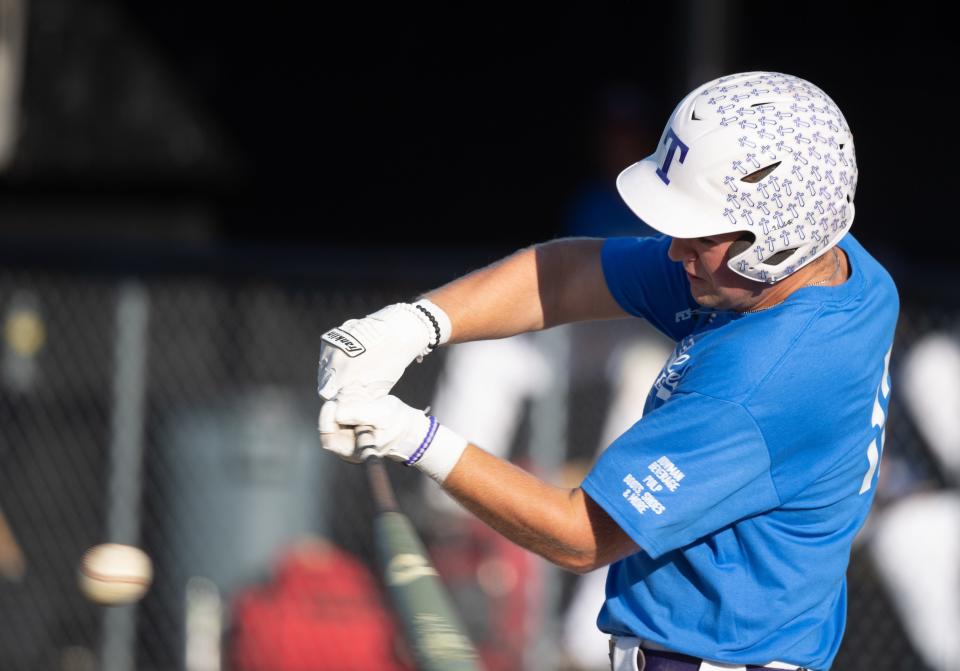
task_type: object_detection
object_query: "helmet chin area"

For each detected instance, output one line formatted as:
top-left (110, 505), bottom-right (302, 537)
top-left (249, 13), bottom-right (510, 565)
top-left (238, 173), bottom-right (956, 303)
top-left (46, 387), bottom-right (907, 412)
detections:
top-left (727, 237), bottom-right (835, 284)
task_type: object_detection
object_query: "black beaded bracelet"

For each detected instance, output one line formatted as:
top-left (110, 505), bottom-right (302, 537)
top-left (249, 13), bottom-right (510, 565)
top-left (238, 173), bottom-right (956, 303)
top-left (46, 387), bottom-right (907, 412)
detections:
top-left (415, 304), bottom-right (441, 350)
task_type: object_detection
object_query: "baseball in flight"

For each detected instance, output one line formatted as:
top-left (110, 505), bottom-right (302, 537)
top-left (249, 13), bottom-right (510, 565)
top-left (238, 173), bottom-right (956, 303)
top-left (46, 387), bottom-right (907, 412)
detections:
top-left (78, 543), bottom-right (153, 605)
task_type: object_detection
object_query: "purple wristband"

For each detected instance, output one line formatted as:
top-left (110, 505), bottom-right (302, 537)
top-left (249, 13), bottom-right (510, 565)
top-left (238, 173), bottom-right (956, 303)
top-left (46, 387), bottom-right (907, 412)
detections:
top-left (405, 415), bottom-right (439, 466)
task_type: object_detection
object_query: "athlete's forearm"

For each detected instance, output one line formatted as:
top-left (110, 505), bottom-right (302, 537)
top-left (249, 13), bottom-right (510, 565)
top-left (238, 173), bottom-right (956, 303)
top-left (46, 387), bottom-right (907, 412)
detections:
top-left (424, 238), bottom-right (626, 344)
top-left (441, 444), bottom-right (638, 573)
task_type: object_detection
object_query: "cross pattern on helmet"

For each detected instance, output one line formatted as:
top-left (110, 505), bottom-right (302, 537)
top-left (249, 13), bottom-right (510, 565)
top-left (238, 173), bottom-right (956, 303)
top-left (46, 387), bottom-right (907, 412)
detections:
top-left (617, 71), bottom-right (858, 284)
top-left (706, 74), bottom-right (856, 282)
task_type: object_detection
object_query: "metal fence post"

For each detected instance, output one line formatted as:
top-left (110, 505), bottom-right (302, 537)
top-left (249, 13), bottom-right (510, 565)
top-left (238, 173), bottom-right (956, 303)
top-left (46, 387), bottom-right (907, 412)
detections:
top-left (100, 282), bottom-right (150, 671)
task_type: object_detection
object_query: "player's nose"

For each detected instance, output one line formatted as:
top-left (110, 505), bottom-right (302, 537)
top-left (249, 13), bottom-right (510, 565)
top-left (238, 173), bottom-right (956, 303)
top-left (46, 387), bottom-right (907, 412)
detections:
top-left (668, 237), bottom-right (695, 263)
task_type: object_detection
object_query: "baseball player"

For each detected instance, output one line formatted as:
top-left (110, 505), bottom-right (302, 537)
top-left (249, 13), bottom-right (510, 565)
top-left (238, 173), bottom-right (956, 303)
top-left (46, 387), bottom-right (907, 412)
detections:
top-left (317, 72), bottom-right (899, 671)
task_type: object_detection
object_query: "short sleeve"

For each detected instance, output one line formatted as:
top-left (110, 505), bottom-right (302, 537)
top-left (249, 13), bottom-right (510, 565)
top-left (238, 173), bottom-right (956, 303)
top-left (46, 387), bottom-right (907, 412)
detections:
top-left (601, 236), bottom-right (697, 340)
top-left (581, 392), bottom-right (781, 559)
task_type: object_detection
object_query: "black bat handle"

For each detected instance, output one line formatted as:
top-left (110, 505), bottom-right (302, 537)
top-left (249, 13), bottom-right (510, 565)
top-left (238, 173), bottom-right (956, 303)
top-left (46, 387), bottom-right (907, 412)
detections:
top-left (357, 428), bottom-right (399, 512)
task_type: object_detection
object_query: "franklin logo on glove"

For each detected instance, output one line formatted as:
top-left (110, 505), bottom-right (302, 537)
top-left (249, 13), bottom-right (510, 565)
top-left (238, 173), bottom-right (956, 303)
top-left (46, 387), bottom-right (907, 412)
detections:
top-left (316, 299), bottom-right (451, 402)
top-left (321, 328), bottom-right (366, 357)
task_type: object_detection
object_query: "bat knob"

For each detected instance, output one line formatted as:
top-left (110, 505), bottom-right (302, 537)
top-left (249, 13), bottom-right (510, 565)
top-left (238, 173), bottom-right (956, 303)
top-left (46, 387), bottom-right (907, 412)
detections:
top-left (356, 427), bottom-right (377, 460)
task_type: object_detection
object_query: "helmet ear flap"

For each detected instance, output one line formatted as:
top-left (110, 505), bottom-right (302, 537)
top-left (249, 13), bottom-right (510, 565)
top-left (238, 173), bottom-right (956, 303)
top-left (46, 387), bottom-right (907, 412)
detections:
top-left (727, 233), bottom-right (754, 260)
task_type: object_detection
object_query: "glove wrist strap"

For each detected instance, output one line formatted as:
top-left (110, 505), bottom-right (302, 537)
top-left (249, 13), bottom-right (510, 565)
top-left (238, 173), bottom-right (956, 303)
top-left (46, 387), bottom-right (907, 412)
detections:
top-left (410, 422), bottom-right (468, 484)
top-left (405, 415), bottom-right (439, 466)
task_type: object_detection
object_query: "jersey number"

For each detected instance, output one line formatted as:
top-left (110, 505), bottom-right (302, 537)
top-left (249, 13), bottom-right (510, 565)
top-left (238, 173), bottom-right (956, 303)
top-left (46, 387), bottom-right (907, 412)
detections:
top-left (859, 347), bottom-right (892, 495)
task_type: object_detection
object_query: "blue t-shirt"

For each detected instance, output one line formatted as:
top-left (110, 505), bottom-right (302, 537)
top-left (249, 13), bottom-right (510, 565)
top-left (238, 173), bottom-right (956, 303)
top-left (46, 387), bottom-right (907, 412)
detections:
top-left (581, 234), bottom-right (899, 670)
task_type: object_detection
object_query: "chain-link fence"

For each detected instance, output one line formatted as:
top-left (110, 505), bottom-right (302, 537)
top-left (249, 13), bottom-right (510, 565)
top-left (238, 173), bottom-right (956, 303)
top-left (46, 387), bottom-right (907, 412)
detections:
top-left (0, 251), bottom-right (954, 671)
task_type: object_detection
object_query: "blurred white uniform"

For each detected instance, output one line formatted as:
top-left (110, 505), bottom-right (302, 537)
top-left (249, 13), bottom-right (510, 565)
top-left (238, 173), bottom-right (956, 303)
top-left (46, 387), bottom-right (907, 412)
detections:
top-left (869, 331), bottom-right (960, 671)
top-left (431, 335), bottom-right (555, 460)
top-left (423, 334), bottom-right (554, 514)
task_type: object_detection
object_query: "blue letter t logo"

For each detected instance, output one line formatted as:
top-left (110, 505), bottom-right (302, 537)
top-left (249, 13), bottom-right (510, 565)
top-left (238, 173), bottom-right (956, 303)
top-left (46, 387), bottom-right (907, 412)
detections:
top-left (655, 127), bottom-right (689, 185)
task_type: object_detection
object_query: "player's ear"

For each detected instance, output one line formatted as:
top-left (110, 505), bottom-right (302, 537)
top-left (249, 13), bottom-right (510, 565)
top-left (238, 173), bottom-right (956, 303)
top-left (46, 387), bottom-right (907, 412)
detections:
top-left (727, 233), bottom-right (754, 260)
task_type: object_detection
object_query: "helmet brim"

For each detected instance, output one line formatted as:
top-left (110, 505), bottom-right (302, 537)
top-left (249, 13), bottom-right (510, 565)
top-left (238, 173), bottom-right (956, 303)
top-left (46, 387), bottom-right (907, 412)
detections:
top-left (616, 158), bottom-right (746, 240)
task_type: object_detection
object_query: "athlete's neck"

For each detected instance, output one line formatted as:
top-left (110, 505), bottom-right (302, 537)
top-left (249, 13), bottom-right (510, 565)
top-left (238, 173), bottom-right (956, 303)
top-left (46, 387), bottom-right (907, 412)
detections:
top-left (741, 248), bottom-right (849, 314)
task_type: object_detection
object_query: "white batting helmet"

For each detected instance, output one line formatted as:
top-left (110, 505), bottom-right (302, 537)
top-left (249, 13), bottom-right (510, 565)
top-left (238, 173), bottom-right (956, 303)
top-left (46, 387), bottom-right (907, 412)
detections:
top-left (617, 72), bottom-right (857, 283)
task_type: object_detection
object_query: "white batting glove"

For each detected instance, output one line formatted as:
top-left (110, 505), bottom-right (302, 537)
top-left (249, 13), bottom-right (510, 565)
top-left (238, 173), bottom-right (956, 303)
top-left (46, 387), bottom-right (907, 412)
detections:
top-left (318, 401), bottom-right (365, 463)
top-left (317, 299), bottom-right (451, 402)
top-left (318, 396), bottom-right (468, 483)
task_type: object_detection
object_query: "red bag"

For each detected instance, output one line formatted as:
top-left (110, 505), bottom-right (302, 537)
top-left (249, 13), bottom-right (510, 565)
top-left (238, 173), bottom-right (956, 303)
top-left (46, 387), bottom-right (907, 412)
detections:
top-left (228, 539), bottom-right (412, 671)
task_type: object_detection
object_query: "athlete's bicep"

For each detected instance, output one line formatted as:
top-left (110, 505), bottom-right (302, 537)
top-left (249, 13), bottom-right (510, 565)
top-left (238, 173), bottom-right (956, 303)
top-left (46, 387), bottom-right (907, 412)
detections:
top-left (579, 488), bottom-right (643, 568)
top-left (600, 236), bottom-right (698, 340)
top-left (536, 238), bottom-right (628, 327)
top-left (581, 392), bottom-right (780, 558)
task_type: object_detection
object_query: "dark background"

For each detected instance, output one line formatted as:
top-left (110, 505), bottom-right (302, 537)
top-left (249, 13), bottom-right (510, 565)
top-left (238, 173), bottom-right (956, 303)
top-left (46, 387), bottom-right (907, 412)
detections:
top-left (0, 0), bottom-right (953, 276)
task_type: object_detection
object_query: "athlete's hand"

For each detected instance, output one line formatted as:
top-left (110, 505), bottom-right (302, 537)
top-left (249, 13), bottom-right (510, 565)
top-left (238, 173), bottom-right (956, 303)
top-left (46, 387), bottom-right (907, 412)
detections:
top-left (318, 395), bottom-right (468, 482)
top-left (317, 301), bottom-right (449, 401)
top-left (317, 400), bottom-right (366, 463)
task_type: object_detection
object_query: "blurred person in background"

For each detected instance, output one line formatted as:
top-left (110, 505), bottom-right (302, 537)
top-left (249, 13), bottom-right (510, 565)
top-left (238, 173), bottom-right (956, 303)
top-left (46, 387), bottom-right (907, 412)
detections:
top-left (866, 329), bottom-right (960, 671)
top-left (557, 83), bottom-right (673, 671)
top-left (420, 84), bottom-right (672, 670)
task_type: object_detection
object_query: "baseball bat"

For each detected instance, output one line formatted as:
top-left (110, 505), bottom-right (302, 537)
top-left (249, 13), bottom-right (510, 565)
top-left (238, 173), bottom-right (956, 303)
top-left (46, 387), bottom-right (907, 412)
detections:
top-left (357, 429), bottom-right (482, 671)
